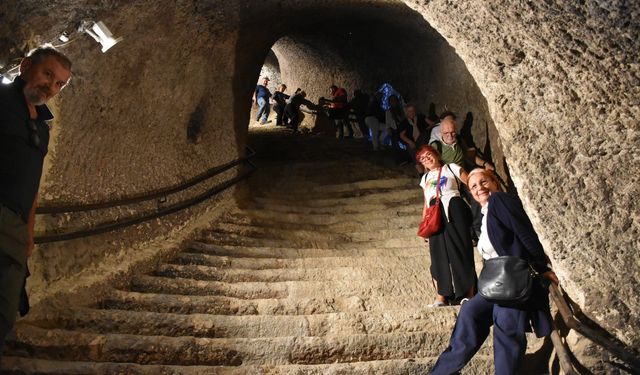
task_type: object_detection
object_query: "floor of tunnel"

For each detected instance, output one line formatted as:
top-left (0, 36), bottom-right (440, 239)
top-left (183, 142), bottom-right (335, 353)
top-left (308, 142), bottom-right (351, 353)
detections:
top-left (245, 122), bottom-right (402, 165)
top-left (2, 126), bottom-right (550, 374)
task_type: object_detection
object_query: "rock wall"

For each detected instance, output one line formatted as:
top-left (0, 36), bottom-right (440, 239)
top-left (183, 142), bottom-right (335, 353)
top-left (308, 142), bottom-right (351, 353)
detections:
top-left (404, 0), bottom-right (640, 351)
top-left (257, 50), bottom-right (281, 94)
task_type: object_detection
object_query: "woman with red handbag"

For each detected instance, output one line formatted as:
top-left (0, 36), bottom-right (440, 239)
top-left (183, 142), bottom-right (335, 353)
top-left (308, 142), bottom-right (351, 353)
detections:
top-left (416, 145), bottom-right (476, 307)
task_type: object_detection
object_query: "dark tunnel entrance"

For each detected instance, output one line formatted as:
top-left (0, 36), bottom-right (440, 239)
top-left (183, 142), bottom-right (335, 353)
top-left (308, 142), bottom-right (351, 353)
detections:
top-left (246, 2), bottom-right (507, 179)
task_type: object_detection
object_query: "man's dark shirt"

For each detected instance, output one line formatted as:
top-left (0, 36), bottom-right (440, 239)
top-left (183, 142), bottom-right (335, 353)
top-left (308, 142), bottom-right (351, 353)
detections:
top-left (255, 84), bottom-right (271, 100)
top-left (399, 113), bottom-right (429, 142)
top-left (0, 77), bottom-right (51, 222)
top-left (365, 98), bottom-right (385, 123)
top-left (349, 92), bottom-right (369, 117)
top-left (287, 93), bottom-right (314, 112)
top-left (273, 91), bottom-right (289, 106)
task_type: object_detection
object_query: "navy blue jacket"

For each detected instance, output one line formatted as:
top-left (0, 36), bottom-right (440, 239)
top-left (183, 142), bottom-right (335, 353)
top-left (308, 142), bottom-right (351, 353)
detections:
top-left (255, 84), bottom-right (271, 100)
top-left (486, 192), bottom-right (553, 337)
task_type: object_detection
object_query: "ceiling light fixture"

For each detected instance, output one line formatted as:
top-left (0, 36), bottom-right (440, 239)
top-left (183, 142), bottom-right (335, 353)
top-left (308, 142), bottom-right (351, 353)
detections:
top-left (1, 66), bottom-right (19, 85)
top-left (78, 20), bottom-right (123, 53)
top-left (1, 20), bottom-right (123, 84)
top-left (58, 31), bottom-right (70, 43)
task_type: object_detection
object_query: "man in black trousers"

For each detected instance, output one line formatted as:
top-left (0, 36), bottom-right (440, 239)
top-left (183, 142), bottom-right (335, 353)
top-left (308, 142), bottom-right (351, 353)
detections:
top-left (0, 46), bottom-right (72, 358)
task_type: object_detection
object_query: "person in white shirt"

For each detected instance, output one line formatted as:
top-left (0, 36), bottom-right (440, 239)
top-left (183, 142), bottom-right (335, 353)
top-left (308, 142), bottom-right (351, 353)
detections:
top-left (416, 145), bottom-right (476, 307)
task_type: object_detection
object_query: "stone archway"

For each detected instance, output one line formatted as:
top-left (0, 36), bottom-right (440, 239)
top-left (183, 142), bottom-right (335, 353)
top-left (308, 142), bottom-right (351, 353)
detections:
top-left (258, 50), bottom-right (281, 90)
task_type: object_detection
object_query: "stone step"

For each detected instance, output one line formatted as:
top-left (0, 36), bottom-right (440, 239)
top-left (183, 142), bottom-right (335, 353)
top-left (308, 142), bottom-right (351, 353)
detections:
top-left (296, 177), bottom-right (416, 194)
top-left (154, 263), bottom-right (428, 283)
top-left (0, 355), bottom-right (494, 375)
top-left (252, 172), bottom-right (408, 191)
top-left (251, 158), bottom-right (370, 172)
top-left (259, 157), bottom-right (393, 172)
top-left (205, 224), bottom-right (420, 244)
top-left (222, 210), bottom-right (418, 232)
top-left (186, 241), bottom-right (425, 259)
top-left (252, 164), bottom-right (404, 185)
top-left (30, 307), bottom-right (460, 339)
top-left (251, 187), bottom-right (419, 207)
top-left (250, 192), bottom-right (421, 210)
top-left (226, 205), bottom-right (420, 227)
top-left (128, 274), bottom-right (431, 300)
top-left (199, 231), bottom-right (423, 249)
top-left (169, 251), bottom-right (425, 270)
top-left (253, 181), bottom-right (418, 201)
top-left (245, 197), bottom-right (420, 215)
top-left (5, 325), bottom-right (477, 366)
top-left (129, 275), bottom-right (286, 299)
top-left (100, 290), bottom-right (437, 315)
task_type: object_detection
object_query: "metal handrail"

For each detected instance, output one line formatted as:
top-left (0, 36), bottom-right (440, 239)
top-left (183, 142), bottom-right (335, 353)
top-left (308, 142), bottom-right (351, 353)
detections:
top-left (36, 147), bottom-right (256, 214)
top-left (548, 284), bottom-right (640, 373)
top-left (34, 147), bottom-right (256, 244)
top-left (549, 329), bottom-right (578, 375)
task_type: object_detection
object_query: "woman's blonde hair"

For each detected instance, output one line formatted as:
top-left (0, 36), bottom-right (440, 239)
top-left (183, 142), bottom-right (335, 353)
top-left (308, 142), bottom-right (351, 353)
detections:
top-left (468, 168), bottom-right (501, 190)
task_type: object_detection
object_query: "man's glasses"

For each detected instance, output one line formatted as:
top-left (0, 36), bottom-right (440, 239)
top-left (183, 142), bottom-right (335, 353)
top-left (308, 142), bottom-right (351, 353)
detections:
top-left (27, 120), bottom-right (41, 148)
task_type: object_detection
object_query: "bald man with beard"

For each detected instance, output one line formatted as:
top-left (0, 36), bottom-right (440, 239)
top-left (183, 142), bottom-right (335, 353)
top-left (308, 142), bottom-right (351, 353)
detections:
top-left (430, 114), bottom-right (494, 171)
top-left (430, 113), bottom-right (494, 242)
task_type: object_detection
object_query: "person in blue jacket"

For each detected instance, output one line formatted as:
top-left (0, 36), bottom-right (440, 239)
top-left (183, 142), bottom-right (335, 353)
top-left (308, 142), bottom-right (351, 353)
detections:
top-left (430, 168), bottom-right (560, 375)
top-left (254, 76), bottom-right (272, 124)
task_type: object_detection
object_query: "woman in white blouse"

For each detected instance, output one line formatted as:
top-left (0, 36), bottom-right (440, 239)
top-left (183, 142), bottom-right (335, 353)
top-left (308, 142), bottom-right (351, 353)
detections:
top-left (416, 145), bottom-right (476, 307)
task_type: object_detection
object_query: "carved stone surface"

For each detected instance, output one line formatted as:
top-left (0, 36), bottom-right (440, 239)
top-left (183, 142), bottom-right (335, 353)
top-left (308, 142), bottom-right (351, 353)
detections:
top-left (0, 0), bottom-right (637, 367)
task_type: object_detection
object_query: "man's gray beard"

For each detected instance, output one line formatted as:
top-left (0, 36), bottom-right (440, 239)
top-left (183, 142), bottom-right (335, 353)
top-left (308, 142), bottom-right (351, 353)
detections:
top-left (23, 86), bottom-right (47, 106)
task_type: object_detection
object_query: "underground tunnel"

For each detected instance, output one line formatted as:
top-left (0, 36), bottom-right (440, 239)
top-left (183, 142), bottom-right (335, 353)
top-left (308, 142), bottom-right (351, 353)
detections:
top-left (0, 0), bottom-right (638, 373)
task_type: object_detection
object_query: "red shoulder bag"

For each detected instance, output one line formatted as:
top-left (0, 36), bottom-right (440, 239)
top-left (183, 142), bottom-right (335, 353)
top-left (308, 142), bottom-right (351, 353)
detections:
top-left (417, 166), bottom-right (443, 238)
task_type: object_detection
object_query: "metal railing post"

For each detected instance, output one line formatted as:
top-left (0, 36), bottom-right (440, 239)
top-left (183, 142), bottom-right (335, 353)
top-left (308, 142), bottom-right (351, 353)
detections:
top-left (548, 284), bottom-right (640, 373)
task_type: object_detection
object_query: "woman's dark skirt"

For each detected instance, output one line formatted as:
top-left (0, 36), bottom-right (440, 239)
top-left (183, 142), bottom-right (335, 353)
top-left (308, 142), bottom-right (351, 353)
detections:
top-left (428, 196), bottom-right (476, 299)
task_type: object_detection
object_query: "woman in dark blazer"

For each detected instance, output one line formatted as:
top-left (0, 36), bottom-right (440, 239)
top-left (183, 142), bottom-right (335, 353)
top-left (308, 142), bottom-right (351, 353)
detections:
top-left (430, 168), bottom-right (559, 375)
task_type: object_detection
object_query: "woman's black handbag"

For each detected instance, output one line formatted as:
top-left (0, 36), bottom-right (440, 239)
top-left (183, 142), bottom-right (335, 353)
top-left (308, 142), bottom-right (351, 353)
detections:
top-left (478, 256), bottom-right (537, 306)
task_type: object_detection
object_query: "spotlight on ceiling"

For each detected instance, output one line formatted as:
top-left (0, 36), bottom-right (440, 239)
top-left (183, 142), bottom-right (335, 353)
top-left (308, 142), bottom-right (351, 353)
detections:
top-left (78, 20), bottom-right (123, 53)
top-left (1, 67), bottom-right (19, 85)
top-left (58, 31), bottom-right (70, 43)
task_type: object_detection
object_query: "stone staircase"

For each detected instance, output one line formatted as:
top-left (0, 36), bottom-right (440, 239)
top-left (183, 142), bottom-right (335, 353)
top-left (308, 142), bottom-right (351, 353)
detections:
top-left (1, 127), bottom-right (506, 374)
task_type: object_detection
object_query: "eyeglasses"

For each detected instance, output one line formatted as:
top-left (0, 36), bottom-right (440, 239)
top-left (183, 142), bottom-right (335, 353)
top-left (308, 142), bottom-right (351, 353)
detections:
top-left (27, 120), bottom-right (41, 148)
top-left (417, 152), bottom-right (437, 161)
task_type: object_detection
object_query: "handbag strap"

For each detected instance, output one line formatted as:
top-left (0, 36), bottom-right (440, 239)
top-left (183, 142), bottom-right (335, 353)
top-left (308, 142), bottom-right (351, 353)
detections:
top-left (434, 166), bottom-right (443, 200)
top-left (446, 164), bottom-right (461, 191)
